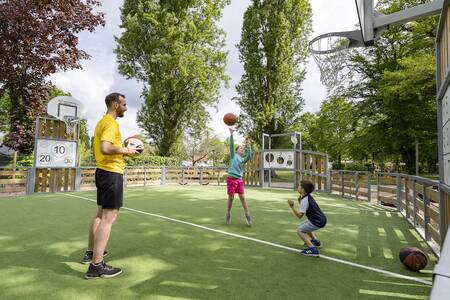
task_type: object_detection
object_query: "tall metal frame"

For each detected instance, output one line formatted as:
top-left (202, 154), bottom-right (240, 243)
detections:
top-left (261, 132), bottom-right (301, 190)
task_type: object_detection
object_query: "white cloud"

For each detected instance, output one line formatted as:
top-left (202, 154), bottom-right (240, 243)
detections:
top-left (48, 0), bottom-right (360, 145)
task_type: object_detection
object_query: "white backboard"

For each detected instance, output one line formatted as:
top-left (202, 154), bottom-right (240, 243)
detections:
top-left (47, 96), bottom-right (85, 121)
top-left (35, 139), bottom-right (78, 168)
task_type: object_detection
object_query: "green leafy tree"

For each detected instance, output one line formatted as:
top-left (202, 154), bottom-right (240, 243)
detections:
top-left (115, 0), bottom-right (230, 156)
top-left (0, 1), bottom-right (104, 153)
top-left (313, 97), bottom-right (357, 169)
top-left (334, 0), bottom-right (438, 173)
top-left (234, 0), bottom-right (312, 145)
top-left (293, 112), bottom-right (318, 151)
top-left (183, 127), bottom-right (226, 166)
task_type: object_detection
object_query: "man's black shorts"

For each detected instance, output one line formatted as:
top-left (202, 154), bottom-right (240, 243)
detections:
top-left (95, 168), bottom-right (123, 209)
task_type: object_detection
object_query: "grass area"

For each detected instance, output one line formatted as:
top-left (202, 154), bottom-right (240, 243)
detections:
top-left (270, 170), bottom-right (294, 182)
top-left (0, 186), bottom-right (437, 299)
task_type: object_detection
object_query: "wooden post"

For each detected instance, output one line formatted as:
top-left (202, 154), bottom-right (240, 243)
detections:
top-left (367, 171), bottom-right (372, 203)
top-left (341, 170), bottom-right (344, 197)
top-left (355, 171), bottom-right (359, 201)
top-left (12, 151), bottom-right (17, 179)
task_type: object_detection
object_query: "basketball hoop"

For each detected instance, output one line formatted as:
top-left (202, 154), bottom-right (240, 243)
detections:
top-left (309, 30), bottom-right (364, 89)
top-left (63, 116), bottom-right (80, 135)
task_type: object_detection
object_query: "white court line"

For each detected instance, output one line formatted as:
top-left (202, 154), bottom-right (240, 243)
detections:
top-left (65, 193), bottom-right (432, 286)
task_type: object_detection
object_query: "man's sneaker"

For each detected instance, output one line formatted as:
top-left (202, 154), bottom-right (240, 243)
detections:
top-left (81, 250), bottom-right (109, 264)
top-left (225, 212), bottom-right (231, 225)
top-left (85, 261), bottom-right (122, 279)
top-left (244, 213), bottom-right (252, 226)
top-left (301, 247), bottom-right (319, 257)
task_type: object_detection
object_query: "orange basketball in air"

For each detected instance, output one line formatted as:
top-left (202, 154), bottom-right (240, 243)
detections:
top-left (223, 113), bottom-right (237, 126)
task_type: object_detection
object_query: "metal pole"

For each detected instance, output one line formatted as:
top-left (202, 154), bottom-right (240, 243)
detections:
top-left (144, 166), bottom-right (147, 187)
top-left (439, 189), bottom-right (448, 245)
top-left (367, 171), bottom-right (372, 203)
top-left (355, 171), bottom-right (359, 201)
top-left (26, 167), bottom-right (35, 195)
top-left (75, 167), bottom-right (81, 192)
top-left (161, 165), bottom-right (166, 185)
top-left (326, 155), bottom-right (331, 193)
top-left (415, 138), bottom-right (419, 176)
top-left (341, 170), bottom-right (344, 197)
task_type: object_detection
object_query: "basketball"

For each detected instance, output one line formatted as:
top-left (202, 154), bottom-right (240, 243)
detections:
top-left (399, 247), bottom-right (427, 271)
top-left (124, 135), bottom-right (144, 154)
top-left (223, 113), bottom-right (237, 126)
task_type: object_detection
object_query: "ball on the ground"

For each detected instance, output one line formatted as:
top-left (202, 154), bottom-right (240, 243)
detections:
top-left (399, 247), bottom-right (427, 271)
top-left (124, 135), bottom-right (144, 154)
top-left (223, 113), bottom-right (237, 126)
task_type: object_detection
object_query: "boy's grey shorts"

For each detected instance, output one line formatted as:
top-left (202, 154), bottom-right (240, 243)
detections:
top-left (297, 220), bottom-right (320, 233)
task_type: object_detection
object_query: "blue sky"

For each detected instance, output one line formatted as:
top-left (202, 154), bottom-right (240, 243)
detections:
top-left (49, 0), bottom-right (359, 144)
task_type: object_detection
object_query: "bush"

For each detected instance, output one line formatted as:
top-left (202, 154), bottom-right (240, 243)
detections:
top-left (341, 161), bottom-right (371, 172)
top-left (124, 155), bottom-right (180, 166)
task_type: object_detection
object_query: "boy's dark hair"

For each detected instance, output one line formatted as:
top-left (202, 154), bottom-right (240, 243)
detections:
top-left (300, 180), bottom-right (315, 194)
top-left (105, 93), bottom-right (125, 107)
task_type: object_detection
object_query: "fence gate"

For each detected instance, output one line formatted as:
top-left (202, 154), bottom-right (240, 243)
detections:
top-left (244, 132), bottom-right (329, 191)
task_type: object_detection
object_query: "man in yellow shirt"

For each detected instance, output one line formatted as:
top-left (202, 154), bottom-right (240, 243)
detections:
top-left (83, 93), bottom-right (139, 279)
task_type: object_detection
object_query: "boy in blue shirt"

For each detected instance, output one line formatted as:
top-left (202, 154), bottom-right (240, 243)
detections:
top-left (226, 127), bottom-right (252, 225)
top-left (288, 180), bottom-right (327, 256)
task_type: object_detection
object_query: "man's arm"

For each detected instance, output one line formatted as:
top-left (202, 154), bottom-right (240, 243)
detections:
top-left (100, 141), bottom-right (138, 155)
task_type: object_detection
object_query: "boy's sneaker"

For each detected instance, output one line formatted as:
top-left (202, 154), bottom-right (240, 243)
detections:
top-left (244, 213), bottom-right (252, 226)
top-left (301, 247), bottom-right (319, 257)
top-left (85, 261), bottom-right (122, 279)
top-left (311, 239), bottom-right (321, 247)
top-left (302, 239), bottom-right (321, 248)
top-left (225, 212), bottom-right (231, 225)
top-left (81, 250), bottom-right (109, 264)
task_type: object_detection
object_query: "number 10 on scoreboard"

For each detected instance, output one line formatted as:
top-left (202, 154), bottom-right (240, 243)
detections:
top-left (35, 139), bottom-right (78, 168)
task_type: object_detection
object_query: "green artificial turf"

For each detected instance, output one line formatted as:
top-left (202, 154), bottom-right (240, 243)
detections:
top-left (0, 185), bottom-right (436, 299)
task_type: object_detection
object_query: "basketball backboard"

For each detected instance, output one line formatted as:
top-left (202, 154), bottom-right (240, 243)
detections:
top-left (355, 0), bottom-right (375, 45)
top-left (47, 96), bottom-right (85, 121)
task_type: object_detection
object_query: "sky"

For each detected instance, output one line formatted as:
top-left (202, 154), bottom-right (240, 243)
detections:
top-left (49, 0), bottom-right (360, 144)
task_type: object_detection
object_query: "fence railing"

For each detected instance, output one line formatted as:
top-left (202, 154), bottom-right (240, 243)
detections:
top-left (0, 166), bottom-right (29, 194)
top-left (78, 166), bottom-right (230, 190)
top-left (331, 170), bottom-right (449, 256)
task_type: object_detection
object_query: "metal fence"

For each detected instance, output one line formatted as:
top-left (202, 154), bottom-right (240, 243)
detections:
top-left (331, 170), bottom-right (450, 256)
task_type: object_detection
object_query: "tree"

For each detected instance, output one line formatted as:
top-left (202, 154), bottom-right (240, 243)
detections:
top-left (115, 0), bottom-right (230, 156)
top-left (293, 112), bottom-right (318, 151)
top-left (0, 0), bottom-right (105, 153)
top-left (183, 127), bottom-right (226, 166)
top-left (313, 97), bottom-right (357, 169)
top-left (234, 0), bottom-right (312, 145)
top-left (333, 0), bottom-right (438, 173)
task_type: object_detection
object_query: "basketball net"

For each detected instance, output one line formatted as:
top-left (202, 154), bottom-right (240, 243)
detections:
top-left (63, 116), bottom-right (80, 135)
top-left (309, 36), bottom-right (350, 90)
